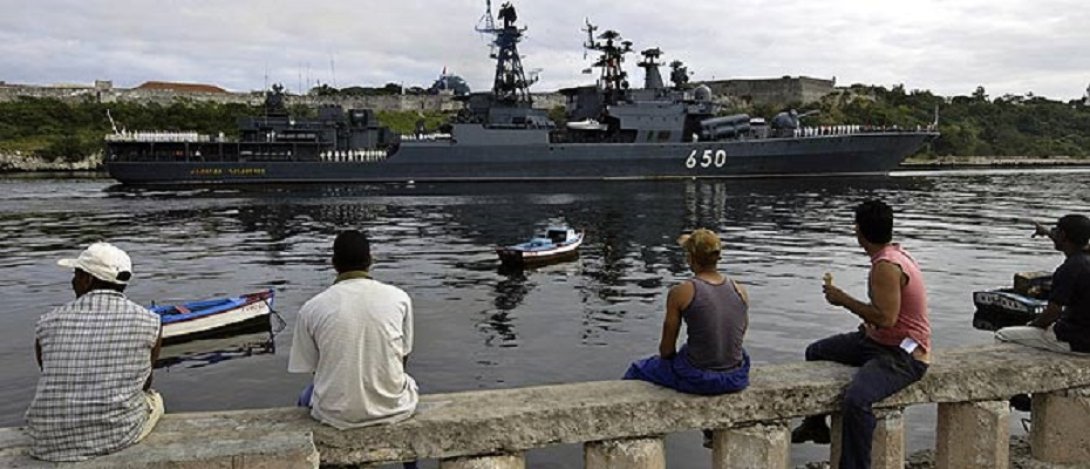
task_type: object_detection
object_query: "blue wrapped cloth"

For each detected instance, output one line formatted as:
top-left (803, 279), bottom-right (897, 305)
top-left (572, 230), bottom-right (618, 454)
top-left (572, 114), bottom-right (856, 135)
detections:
top-left (623, 345), bottom-right (749, 395)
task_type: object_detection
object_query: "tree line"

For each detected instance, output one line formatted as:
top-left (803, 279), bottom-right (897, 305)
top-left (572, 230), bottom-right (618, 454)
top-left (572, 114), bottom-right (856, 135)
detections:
top-left (1, 85), bottom-right (1088, 161)
top-left (0, 97), bottom-right (450, 161)
top-left (780, 84), bottom-right (1090, 158)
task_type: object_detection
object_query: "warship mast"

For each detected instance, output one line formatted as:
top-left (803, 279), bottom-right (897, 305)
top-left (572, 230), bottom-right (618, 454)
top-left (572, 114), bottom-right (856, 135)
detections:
top-left (637, 48), bottom-right (665, 90)
top-left (476, 1), bottom-right (536, 107)
top-left (583, 22), bottom-right (633, 104)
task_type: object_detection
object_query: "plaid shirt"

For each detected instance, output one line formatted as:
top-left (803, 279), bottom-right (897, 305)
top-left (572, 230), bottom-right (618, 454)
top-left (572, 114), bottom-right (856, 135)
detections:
top-left (25, 290), bottom-right (161, 461)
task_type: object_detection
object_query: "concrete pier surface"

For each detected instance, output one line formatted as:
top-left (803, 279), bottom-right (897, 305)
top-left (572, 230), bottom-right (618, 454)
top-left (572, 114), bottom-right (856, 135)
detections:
top-left (2, 344), bottom-right (1089, 468)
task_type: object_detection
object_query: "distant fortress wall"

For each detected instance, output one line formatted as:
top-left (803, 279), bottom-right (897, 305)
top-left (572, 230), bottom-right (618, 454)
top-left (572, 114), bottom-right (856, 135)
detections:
top-left (0, 78), bottom-right (824, 111)
top-left (701, 76), bottom-right (835, 109)
top-left (0, 81), bottom-right (569, 112)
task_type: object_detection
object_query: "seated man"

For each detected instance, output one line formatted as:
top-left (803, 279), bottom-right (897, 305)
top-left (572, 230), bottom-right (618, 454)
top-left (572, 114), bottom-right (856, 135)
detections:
top-left (996, 215), bottom-right (1090, 354)
top-left (289, 229), bottom-right (418, 431)
top-left (623, 228), bottom-right (750, 396)
top-left (791, 200), bottom-right (930, 469)
top-left (26, 242), bottom-right (164, 462)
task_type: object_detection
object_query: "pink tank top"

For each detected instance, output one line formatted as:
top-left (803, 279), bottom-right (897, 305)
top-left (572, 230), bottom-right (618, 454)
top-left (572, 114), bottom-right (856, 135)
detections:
top-left (866, 244), bottom-right (931, 352)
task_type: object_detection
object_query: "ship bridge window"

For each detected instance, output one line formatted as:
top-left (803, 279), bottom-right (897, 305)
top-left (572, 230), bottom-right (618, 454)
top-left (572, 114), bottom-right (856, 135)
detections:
top-left (657, 131), bottom-right (671, 142)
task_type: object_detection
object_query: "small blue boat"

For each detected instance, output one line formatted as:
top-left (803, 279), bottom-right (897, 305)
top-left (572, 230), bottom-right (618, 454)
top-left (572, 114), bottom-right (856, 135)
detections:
top-left (149, 290), bottom-right (274, 344)
top-left (497, 226), bottom-right (584, 266)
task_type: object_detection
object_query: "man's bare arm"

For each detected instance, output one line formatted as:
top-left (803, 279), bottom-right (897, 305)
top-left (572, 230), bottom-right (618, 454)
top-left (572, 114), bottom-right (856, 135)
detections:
top-left (1028, 302), bottom-right (1063, 329)
top-left (657, 284), bottom-right (690, 359)
top-left (825, 261), bottom-right (903, 328)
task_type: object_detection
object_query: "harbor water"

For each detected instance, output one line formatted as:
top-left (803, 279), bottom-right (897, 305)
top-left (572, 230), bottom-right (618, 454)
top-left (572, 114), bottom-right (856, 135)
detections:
top-left (2, 169), bottom-right (1088, 467)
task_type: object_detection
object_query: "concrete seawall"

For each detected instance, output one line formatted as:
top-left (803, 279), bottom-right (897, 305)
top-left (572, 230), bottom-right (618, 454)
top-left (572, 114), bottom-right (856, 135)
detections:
top-left (2, 344), bottom-right (1089, 468)
top-left (0, 151), bottom-right (102, 172)
top-left (899, 156), bottom-right (1090, 170)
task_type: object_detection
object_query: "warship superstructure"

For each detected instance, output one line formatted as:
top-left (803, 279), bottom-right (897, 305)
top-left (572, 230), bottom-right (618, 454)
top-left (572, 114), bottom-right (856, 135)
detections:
top-left (105, 2), bottom-right (936, 185)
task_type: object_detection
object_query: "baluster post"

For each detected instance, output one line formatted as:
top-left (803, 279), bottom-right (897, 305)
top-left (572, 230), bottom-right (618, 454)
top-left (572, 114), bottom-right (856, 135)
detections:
top-left (1031, 387), bottom-right (1090, 464)
top-left (711, 423), bottom-right (789, 469)
top-left (584, 437), bottom-right (665, 469)
top-left (829, 408), bottom-right (905, 469)
top-left (935, 400), bottom-right (1008, 469)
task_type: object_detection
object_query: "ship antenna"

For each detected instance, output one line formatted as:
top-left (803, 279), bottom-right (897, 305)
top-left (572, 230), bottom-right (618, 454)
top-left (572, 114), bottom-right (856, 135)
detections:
top-left (582, 18), bottom-right (597, 61)
top-left (931, 104), bottom-right (940, 130)
top-left (476, 0), bottom-right (498, 57)
top-left (478, 0), bottom-right (497, 34)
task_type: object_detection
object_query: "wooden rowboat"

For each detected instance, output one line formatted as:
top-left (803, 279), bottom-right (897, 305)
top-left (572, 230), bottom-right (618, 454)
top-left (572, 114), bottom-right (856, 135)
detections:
top-left (149, 290), bottom-right (274, 345)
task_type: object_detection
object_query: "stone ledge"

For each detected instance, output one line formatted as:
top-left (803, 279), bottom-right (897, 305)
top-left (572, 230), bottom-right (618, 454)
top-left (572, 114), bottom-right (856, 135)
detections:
top-left (3, 344), bottom-right (1089, 466)
top-left (0, 427), bottom-right (318, 468)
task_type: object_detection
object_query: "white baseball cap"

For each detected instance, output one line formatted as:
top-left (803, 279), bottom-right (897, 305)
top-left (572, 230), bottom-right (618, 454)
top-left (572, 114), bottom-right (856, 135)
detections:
top-left (57, 242), bottom-right (133, 285)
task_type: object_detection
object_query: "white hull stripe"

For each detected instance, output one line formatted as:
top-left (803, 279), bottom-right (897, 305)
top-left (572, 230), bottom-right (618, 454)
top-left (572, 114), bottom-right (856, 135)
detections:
top-left (162, 301), bottom-right (271, 339)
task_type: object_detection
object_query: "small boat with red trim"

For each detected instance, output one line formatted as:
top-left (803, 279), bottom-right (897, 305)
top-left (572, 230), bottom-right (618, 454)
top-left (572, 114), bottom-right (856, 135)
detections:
top-left (497, 226), bottom-right (584, 266)
top-left (149, 290), bottom-right (275, 344)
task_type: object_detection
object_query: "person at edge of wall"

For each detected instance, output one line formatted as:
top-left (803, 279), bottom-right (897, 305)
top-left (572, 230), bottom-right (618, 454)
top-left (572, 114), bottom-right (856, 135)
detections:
top-left (791, 200), bottom-right (931, 469)
top-left (288, 230), bottom-right (419, 469)
top-left (995, 214), bottom-right (1090, 355)
top-left (622, 228), bottom-right (751, 448)
top-left (26, 242), bottom-right (164, 462)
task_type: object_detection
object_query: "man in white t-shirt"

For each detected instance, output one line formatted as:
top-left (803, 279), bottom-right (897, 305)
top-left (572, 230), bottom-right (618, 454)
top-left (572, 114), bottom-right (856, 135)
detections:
top-left (289, 230), bottom-right (418, 433)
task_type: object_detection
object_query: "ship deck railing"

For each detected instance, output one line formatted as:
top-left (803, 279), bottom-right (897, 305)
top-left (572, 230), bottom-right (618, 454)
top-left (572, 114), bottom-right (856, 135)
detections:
top-left (794, 125), bottom-right (937, 137)
top-left (105, 131), bottom-right (212, 143)
top-left (401, 133), bottom-right (453, 142)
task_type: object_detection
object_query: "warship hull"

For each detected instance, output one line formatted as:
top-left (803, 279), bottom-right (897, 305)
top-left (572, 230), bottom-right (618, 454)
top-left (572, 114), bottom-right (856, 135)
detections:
top-left (106, 132), bottom-right (933, 184)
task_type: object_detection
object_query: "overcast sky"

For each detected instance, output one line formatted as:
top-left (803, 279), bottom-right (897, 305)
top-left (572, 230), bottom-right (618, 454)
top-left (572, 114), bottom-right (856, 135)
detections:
top-left (2, 0), bottom-right (1088, 100)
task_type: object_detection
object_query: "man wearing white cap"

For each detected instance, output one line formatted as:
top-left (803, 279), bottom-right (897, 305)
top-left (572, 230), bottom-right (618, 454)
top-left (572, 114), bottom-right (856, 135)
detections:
top-left (25, 242), bottom-right (163, 462)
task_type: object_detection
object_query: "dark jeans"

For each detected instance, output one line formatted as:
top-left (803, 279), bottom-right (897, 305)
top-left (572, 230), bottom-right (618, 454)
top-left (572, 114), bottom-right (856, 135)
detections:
top-left (803, 331), bottom-right (928, 469)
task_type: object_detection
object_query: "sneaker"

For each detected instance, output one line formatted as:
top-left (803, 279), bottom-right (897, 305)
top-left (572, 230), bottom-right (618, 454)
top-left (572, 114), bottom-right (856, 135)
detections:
top-left (791, 418), bottom-right (831, 444)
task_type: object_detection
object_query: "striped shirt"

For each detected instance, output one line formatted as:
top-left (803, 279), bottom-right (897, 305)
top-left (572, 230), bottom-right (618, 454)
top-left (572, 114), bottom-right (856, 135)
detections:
top-left (26, 290), bottom-right (161, 462)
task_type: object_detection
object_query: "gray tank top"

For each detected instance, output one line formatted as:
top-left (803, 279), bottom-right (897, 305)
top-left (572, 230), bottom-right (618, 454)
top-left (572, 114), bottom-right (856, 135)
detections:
top-left (683, 277), bottom-right (748, 371)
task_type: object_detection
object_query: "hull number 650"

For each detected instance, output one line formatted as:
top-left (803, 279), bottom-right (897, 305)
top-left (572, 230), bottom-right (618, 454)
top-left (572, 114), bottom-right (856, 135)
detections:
top-left (685, 149), bottom-right (727, 169)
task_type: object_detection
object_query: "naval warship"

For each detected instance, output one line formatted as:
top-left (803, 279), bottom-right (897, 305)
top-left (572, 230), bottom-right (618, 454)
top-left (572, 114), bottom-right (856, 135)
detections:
top-left (104, 2), bottom-right (937, 185)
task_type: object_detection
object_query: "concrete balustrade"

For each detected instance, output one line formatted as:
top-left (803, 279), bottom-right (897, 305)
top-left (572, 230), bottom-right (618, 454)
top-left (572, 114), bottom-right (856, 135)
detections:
top-left (584, 437), bottom-right (664, 469)
top-left (439, 453), bottom-right (525, 469)
top-left (829, 409), bottom-right (905, 469)
top-left (2, 344), bottom-right (1089, 468)
top-left (1030, 387), bottom-right (1090, 464)
top-left (936, 400), bottom-right (1009, 468)
top-left (711, 423), bottom-right (789, 469)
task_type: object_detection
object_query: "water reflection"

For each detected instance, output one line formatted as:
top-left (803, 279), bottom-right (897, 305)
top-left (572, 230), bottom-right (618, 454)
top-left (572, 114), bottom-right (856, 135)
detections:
top-left (154, 303), bottom-right (286, 369)
top-left (155, 328), bottom-right (276, 370)
top-left (481, 269), bottom-right (531, 347)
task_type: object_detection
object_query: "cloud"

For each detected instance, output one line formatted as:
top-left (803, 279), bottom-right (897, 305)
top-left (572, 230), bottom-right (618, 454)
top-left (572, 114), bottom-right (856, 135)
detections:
top-left (0, 0), bottom-right (1086, 99)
